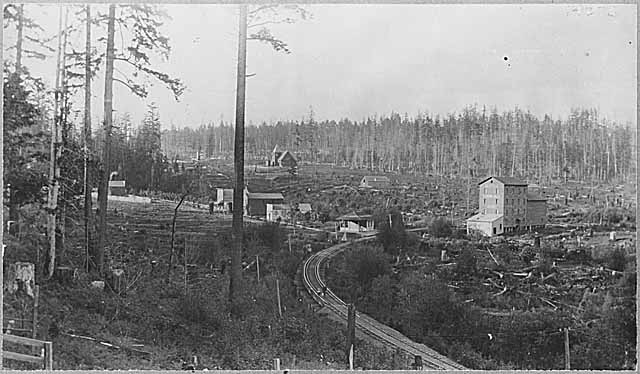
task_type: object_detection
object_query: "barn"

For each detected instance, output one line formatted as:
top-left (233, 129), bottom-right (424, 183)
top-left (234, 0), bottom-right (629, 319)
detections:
top-left (243, 188), bottom-right (285, 217)
top-left (526, 193), bottom-right (548, 229)
top-left (108, 180), bottom-right (126, 196)
top-left (360, 175), bottom-right (391, 189)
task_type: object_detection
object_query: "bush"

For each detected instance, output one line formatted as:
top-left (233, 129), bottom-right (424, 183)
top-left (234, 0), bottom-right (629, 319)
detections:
top-left (606, 247), bottom-right (627, 271)
top-left (375, 208), bottom-right (407, 255)
top-left (346, 246), bottom-right (391, 291)
top-left (175, 291), bottom-right (209, 323)
top-left (455, 249), bottom-right (477, 276)
top-left (430, 217), bottom-right (453, 238)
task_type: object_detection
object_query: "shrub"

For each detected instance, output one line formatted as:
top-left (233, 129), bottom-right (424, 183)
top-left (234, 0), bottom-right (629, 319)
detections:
top-left (346, 246), bottom-right (391, 291)
top-left (375, 208), bottom-right (407, 255)
top-left (455, 249), bottom-right (477, 276)
top-left (430, 217), bottom-right (452, 238)
top-left (606, 247), bottom-right (627, 271)
top-left (175, 291), bottom-right (209, 323)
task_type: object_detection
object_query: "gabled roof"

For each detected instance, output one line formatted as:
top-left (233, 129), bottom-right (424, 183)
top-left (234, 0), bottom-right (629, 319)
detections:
top-left (267, 203), bottom-right (290, 210)
top-left (362, 175), bottom-right (390, 182)
top-left (467, 213), bottom-right (503, 222)
top-left (336, 212), bottom-right (373, 221)
top-left (527, 193), bottom-right (547, 201)
top-left (277, 150), bottom-right (296, 162)
top-left (246, 191), bottom-right (284, 200)
top-left (298, 203), bottom-right (312, 213)
top-left (478, 176), bottom-right (527, 186)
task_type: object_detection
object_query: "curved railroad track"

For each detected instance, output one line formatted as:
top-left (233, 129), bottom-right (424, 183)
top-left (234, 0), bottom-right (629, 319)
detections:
top-left (302, 235), bottom-right (467, 370)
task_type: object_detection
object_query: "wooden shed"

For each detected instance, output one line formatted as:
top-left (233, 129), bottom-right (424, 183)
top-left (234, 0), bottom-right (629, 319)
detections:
top-left (336, 212), bottom-right (375, 233)
top-left (466, 213), bottom-right (504, 237)
top-left (108, 180), bottom-right (126, 196)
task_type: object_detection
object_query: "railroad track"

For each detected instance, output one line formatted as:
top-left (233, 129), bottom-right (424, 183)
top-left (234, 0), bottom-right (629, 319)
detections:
top-left (302, 235), bottom-right (467, 370)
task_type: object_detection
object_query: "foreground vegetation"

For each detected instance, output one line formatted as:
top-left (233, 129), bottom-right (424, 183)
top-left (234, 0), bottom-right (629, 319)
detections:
top-left (3, 201), bottom-right (401, 369)
top-left (325, 221), bottom-right (636, 370)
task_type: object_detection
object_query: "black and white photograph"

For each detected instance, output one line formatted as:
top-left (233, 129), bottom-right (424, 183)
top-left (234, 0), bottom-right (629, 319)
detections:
top-left (1, 1), bottom-right (637, 370)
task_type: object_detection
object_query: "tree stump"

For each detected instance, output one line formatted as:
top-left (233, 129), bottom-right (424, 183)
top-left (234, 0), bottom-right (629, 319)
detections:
top-left (109, 269), bottom-right (126, 294)
top-left (5, 262), bottom-right (36, 297)
top-left (54, 266), bottom-right (78, 286)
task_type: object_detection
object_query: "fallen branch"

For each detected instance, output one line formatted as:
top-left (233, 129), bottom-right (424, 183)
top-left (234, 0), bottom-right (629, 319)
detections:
top-left (61, 332), bottom-right (151, 356)
top-left (487, 248), bottom-right (499, 266)
top-left (493, 286), bottom-right (508, 297)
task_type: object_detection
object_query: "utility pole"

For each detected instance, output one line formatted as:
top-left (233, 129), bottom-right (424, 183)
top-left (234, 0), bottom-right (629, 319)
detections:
top-left (346, 303), bottom-right (356, 368)
top-left (564, 327), bottom-right (570, 370)
top-left (276, 278), bottom-right (282, 318)
top-left (229, 3), bottom-right (248, 306)
top-left (256, 255), bottom-right (260, 282)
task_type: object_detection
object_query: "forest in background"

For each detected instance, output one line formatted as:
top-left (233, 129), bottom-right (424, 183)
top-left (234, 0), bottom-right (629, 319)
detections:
top-left (161, 107), bottom-right (636, 184)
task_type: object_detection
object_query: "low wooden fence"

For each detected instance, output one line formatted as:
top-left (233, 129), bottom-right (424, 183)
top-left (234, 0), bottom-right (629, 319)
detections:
top-left (2, 334), bottom-right (53, 369)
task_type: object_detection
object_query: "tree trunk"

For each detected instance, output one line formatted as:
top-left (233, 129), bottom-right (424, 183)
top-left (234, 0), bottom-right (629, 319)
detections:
top-left (46, 6), bottom-right (64, 279)
top-left (15, 4), bottom-right (24, 73)
top-left (83, 4), bottom-right (93, 272)
top-left (229, 3), bottom-right (247, 308)
top-left (97, 4), bottom-right (116, 275)
top-left (58, 7), bottom-right (70, 261)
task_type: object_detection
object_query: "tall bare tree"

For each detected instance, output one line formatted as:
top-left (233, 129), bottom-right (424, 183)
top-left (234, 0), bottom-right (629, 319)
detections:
top-left (97, 4), bottom-right (116, 275)
top-left (230, 3), bottom-right (248, 306)
top-left (229, 4), bottom-right (310, 307)
top-left (83, 4), bottom-right (92, 271)
top-left (95, 4), bottom-right (185, 274)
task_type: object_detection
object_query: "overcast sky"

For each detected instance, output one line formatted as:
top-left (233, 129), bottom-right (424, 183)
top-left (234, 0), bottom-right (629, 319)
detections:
top-left (6, 3), bottom-right (637, 129)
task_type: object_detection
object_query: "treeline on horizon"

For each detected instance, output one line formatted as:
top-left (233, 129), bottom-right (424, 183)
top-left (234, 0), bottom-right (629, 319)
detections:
top-left (161, 106), bottom-right (636, 183)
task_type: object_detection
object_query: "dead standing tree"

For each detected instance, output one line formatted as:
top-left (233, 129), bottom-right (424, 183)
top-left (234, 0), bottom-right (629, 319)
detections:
top-left (167, 182), bottom-right (195, 282)
top-left (228, 3), bottom-right (310, 309)
top-left (95, 4), bottom-right (185, 275)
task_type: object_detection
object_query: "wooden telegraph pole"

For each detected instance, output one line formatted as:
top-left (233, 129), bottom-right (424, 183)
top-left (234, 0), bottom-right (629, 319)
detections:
top-left (564, 327), bottom-right (570, 369)
top-left (229, 2), bottom-right (248, 306)
top-left (346, 303), bottom-right (356, 368)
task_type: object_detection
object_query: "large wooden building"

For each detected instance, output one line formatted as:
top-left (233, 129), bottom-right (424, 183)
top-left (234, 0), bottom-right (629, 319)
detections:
top-left (467, 176), bottom-right (547, 236)
top-left (243, 187), bottom-right (285, 217)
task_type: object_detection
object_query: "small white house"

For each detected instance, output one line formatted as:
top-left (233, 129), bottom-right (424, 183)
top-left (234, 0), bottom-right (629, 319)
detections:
top-left (336, 212), bottom-right (375, 233)
top-left (466, 213), bottom-right (504, 237)
top-left (266, 203), bottom-right (291, 222)
top-left (298, 203), bottom-right (313, 214)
